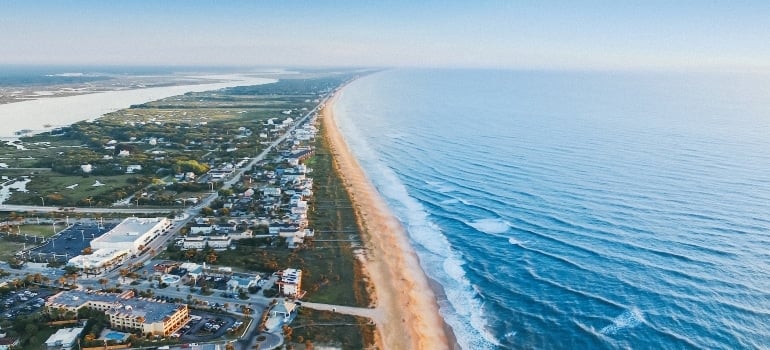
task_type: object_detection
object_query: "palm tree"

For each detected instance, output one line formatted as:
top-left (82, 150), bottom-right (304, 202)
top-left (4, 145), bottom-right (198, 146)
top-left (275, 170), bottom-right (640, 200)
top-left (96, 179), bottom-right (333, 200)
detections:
top-left (98, 278), bottom-right (108, 290)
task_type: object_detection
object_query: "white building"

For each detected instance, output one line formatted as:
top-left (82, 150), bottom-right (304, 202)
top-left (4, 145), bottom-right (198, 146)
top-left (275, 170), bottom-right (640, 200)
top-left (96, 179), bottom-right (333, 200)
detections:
top-left (227, 274), bottom-right (260, 290)
top-left (126, 164), bottom-right (143, 174)
top-left (190, 224), bottom-right (213, 235)
top-left (90, 217), bottom-right (171, 253)
top-left (279, 268), bottom-right (302, 298)
top-left (262, 187), bottom-right (281, 197)
top-left (182, 236), bottom-right (206, 250)
top-left (67, 248), bottom-right (130, 274)
top-left (45, 327), bottom-right (83, 350)
top-left (207, 235), bottom-right (232, 250)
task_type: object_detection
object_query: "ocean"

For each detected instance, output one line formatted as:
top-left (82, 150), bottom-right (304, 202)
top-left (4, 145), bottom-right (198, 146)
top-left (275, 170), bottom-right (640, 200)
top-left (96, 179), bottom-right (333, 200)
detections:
top-left (333, 69), bottom-right (770, 349)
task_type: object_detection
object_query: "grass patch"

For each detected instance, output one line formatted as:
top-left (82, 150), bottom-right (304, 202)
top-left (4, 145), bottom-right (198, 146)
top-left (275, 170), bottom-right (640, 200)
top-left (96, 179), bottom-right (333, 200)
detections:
top-left (7, 173), bottom-right (140, 206)
top-left (18, 224), bottom-right (58, 237)
top-left (0, 240), bottom-right (24, 262)
top-left (23, 325), bottom-right (58, 350)
top-left (290, 308), bottom-right (376, 350)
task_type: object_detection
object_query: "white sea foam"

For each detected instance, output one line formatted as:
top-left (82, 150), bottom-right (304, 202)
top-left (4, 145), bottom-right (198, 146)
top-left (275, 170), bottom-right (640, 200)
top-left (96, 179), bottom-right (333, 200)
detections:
top-left (600, 308), bottom-right (644, 335)
top-left (425, 180), bottom-right (456, 193)
top-left (469, 218), bottom-right (511, 234)
top-left (334, 99), bottom-right (500, 350)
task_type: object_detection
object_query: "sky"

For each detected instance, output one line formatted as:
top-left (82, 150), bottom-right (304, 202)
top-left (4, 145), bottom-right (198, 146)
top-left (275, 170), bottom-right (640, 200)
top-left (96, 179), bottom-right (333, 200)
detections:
top-left (2, 1), bottom-right (769, 71)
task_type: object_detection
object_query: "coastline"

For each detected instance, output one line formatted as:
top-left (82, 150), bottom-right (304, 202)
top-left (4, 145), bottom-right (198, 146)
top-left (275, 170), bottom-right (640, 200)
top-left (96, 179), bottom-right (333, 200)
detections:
top-left (321, 87), bottom-right (455, 349)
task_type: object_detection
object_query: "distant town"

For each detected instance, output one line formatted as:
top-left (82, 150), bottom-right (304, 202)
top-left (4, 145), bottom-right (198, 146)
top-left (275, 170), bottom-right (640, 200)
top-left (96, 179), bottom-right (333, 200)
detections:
top-left (0, 71), bottom-right (377, 350)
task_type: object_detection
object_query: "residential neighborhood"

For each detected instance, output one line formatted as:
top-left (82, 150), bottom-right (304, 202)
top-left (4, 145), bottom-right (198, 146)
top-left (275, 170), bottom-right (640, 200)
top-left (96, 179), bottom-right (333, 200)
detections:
top-left (0, 73), bottom-right (375, 350)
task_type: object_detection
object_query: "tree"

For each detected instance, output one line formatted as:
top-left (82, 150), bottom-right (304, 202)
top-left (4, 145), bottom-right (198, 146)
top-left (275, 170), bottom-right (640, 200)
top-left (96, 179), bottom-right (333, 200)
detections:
top-left (99, 278), bottom-right (108, 289)
top-left (205, 251), bottom-right (218, 264)
top-left (184, 249), bottom-right (198, 261)
top-left (25, 323), bottom-right (38, 335)
top-left (119, 268), bottom-right (129, 283)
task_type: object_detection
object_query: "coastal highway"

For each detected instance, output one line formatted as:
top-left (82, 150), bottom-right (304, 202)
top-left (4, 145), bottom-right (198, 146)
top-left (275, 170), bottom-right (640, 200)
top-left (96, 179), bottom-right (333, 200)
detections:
top-left (196, 93), bottom-right (330, 209)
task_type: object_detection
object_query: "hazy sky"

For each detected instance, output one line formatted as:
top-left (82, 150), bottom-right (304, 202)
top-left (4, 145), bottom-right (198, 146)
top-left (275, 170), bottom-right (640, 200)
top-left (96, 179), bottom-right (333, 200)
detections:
top-left (2, 1), bottom-right (769, 71)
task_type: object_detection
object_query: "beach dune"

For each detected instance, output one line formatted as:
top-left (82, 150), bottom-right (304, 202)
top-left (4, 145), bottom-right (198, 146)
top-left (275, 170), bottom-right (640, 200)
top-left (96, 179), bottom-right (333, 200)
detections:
top-left (322, 91), bottom-right (451, 349)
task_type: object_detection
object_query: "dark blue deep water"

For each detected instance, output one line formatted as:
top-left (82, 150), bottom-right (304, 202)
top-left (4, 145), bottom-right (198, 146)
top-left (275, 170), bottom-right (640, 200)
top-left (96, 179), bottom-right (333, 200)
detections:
top-left (333, 69), bottom-right (770, 349)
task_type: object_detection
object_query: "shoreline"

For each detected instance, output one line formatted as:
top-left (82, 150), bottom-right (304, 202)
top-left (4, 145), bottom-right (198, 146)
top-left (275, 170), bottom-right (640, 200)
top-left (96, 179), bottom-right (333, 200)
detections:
top-left (0, 74), bottom-right (276, 137)
top-left (321, 87), bottom-right (455, 349)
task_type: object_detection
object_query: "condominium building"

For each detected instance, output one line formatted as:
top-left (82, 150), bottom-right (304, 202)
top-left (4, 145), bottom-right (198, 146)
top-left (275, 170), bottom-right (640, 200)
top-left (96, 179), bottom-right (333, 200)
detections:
top-left (46, 290), bottom-right (188, 336)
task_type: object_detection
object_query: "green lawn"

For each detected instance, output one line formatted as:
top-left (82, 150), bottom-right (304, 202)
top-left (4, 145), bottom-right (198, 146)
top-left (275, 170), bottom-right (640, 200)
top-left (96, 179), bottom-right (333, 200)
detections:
top-left (7, 173), bottom-right (140, 207)
top-left (0, 241), bottom-right (24, 262)
top-left (19, 224), bottom-right (58, 237)
top-left (290, 308), bottom-right (376, 350)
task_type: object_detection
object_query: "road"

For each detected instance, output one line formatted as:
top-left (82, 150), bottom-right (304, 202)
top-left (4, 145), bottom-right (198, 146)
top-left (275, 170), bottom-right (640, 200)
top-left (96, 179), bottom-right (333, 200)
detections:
top-left (196, 94), bottom-right (329, 211)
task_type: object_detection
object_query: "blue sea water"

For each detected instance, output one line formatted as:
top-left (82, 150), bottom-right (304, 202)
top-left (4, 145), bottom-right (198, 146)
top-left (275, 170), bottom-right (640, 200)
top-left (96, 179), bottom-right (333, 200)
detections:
top-left (333, 69), bottom-right (770, 349)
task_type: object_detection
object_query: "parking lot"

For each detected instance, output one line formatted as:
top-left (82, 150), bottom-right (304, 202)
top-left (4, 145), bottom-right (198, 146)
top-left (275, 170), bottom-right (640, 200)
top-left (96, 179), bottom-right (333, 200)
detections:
top-left (177, 311), bottom-right (239, 342)
top-left (27, 222), bottom-right (116, 263)
top-left (1, 287), bottom-right (56, 319)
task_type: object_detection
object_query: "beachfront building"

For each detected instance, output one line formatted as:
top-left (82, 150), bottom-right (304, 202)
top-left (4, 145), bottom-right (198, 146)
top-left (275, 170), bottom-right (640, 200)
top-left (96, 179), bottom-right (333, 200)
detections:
top-left (44, 327), bottom-right (83, 350)
top-left (66, 248), bottom-right (130, 274)
top-left (90, 217), bottom-right (171, 253)
top-left (46, 290), bottom-right (188, 337)
top-left (278, 268), bottom-right (303, 298)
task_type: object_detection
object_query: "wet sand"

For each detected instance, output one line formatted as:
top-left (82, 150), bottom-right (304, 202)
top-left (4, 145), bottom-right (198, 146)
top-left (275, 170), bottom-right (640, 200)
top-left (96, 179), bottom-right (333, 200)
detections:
top-left (322, 90), bottom-right (452, 349)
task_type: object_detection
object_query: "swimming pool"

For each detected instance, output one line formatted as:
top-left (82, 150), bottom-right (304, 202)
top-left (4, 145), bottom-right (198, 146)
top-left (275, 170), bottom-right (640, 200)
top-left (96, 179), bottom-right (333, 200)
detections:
top-left (104, 332), bottom-right (127, 341)
top-left (161, 274), bottom-right (181, 284)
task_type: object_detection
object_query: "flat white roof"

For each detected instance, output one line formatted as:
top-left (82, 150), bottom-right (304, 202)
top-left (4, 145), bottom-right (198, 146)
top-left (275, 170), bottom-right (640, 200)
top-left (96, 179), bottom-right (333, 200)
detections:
top-left (94, 217), bottom-right (165, 243)
top-left (46, 327), bottom-right (84, 346)
top-left (68, 248), bottom-right (129, 267)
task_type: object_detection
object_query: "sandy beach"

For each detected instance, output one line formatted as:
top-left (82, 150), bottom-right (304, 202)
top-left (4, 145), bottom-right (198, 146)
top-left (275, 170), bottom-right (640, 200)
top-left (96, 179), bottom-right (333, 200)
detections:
top-left (322, 90), bottom-right (452, 349)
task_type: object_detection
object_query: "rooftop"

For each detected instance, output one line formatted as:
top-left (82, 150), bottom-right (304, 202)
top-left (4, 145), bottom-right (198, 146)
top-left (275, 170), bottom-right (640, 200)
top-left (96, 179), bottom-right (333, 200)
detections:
top-left (93, 217), bottom-right (165, 244)
top-left (107, 298), bottom-right (186, 323)
top-left (48, 290), bottom-right (185, 324)
top-left (48, 289), bottom-right (118, 307)
top-left (67, 248), bottom-right (129, 267)
top-left (45, 327), bottom-right (84, 346)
